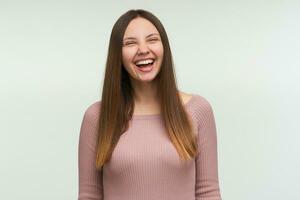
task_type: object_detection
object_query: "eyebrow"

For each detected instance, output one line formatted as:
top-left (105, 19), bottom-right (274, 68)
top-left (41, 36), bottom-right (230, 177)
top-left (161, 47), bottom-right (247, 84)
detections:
top-left (123, 33), bottom-right (160, 41)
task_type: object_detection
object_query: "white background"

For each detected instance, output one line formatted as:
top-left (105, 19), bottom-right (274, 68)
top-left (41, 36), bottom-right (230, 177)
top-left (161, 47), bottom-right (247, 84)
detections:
top-left (1, 0), bottom-right (299, 199)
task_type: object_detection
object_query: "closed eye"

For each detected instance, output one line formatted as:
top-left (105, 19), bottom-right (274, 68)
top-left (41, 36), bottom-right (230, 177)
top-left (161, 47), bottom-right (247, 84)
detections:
top-left (123, 38), bottom-right (160, 46)
top-left (148, 38), bottom-right (159, 42)
top-left (123, 42), bottom-right (136, 47)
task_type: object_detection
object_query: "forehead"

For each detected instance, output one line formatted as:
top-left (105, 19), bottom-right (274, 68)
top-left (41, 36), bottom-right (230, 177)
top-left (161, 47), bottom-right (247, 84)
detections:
top-left (123, 17), bottom-right (159, 38)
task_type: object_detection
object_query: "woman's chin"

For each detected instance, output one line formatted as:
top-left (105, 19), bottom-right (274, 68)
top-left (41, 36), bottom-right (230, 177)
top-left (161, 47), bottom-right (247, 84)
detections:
top-left (134, 68), bottom-right (158, 82)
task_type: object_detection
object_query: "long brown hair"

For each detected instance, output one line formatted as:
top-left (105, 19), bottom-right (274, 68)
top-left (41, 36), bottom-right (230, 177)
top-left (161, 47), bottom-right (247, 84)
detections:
top-left (96, 9), bottom-right (198, 169)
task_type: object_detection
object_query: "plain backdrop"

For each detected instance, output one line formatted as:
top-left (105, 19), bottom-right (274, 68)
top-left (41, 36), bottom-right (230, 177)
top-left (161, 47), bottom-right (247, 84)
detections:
top-left (1, 0), bottom-right (299, 199)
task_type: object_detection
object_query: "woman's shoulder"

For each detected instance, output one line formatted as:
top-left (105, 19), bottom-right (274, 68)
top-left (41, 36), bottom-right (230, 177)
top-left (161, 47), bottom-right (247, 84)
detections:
top-left (184, 92), bottom-right (215, 119)
top-left (82, 100), bottom-right (102, 121)
top-left (180, 91), bottom-right (213, 108)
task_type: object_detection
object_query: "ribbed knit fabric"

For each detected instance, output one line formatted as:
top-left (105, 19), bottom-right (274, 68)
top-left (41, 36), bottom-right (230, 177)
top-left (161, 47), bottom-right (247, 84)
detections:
top-left (78, 94), bottom-right (222, 200)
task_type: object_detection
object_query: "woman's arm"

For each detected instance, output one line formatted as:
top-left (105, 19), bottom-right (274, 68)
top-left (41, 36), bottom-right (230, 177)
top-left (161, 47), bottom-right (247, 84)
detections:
top-left (195, 98), bottom-right (222, 200)
top-left (78, 105), bottom-right (103, 200)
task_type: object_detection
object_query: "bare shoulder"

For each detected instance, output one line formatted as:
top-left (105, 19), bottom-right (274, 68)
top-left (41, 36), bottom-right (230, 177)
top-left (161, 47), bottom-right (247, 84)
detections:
top-left (179, 91), bottom-right (214, 110)
top-left (179, 91), bottom-right (194, 104)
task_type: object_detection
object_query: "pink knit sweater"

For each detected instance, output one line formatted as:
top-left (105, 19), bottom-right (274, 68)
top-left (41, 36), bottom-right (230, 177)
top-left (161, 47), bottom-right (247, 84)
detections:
top-left (78, 94), bottom-right (222, 200)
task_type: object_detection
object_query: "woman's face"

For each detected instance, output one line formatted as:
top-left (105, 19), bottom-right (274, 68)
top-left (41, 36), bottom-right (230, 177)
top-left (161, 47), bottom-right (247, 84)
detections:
top-left (122, 17), bottom-right (164, 82)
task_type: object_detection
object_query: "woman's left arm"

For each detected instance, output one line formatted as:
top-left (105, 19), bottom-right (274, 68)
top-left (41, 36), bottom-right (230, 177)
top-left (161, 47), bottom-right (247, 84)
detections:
top-left (195, 98), bottom-right (222, 200)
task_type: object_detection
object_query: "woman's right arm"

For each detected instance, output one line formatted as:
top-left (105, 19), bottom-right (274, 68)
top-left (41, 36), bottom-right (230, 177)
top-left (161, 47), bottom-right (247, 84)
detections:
top-left (78, 104), bottom-right (103, 200)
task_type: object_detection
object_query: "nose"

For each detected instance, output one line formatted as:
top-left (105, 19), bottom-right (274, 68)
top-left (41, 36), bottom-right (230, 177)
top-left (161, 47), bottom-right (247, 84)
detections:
top-left (137, 42), bottom-right (150, 55)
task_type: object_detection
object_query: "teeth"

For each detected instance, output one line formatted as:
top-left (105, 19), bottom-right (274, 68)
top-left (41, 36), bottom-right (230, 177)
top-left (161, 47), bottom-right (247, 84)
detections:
top-left (135, 59), bottom-right (154, 65)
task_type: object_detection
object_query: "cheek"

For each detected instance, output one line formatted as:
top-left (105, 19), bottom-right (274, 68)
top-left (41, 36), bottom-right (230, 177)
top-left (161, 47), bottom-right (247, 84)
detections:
top-left (122, 48), bottom-right (136, 65)
top-left (151, 44), bottom-right (164, 57)
top-left (122, 50), bottom-right (137, 73)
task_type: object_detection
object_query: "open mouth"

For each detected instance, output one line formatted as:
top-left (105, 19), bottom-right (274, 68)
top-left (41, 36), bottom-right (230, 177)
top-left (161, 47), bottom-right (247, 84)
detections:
top-left (134, 59), bottom-right (155, 73)
top-left (134, 59), bottom-right (155, 68)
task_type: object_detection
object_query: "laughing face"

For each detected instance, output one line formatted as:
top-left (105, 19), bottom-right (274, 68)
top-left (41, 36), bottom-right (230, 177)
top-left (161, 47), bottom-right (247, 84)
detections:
top-left (122, 17), bottom-right (164, 82)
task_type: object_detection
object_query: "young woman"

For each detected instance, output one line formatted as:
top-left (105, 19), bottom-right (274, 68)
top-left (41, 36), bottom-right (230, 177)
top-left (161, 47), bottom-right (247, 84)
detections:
top-left (78, 9), bottom-right (222, 200)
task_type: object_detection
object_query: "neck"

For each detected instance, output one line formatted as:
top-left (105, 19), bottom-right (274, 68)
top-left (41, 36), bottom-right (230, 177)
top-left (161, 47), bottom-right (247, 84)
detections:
top-left (130, 79), bottom-right (159, 106)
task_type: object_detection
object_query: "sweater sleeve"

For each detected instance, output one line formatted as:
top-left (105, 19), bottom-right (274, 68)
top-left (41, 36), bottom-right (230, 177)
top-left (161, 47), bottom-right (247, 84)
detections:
top-left (195, 98), bottom-right (222, 200)
top-left (78, 105), bottom-right (103, 200)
